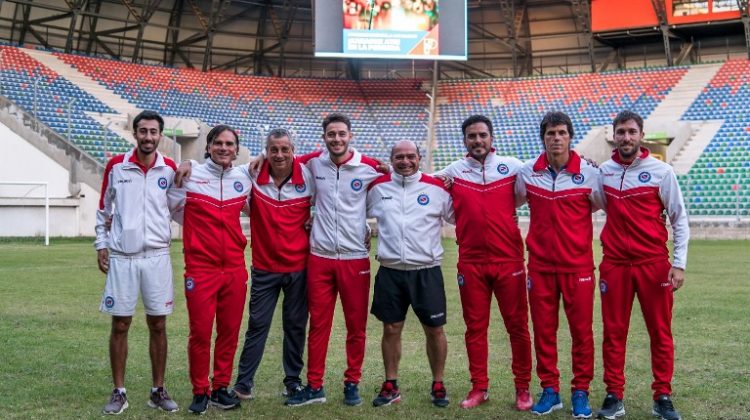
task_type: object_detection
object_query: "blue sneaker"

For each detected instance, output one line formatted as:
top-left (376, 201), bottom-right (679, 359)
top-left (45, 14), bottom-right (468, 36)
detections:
top-left (572, 390), bottom-right (593, 418)
top-left (343, 382), bottom-right (362, 406)
top-left (531, 387), bottom-right (563, 416)
top-left (284, 385), bottom-right (326, 406)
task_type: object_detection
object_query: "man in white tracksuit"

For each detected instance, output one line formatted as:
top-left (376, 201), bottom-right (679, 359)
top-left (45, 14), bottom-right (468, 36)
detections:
top-left (366, 140), bottom-right (455, 408)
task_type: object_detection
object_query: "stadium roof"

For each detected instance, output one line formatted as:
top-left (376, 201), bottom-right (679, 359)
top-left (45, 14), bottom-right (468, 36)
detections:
top-left (0, 0), bottom-right (748, 79)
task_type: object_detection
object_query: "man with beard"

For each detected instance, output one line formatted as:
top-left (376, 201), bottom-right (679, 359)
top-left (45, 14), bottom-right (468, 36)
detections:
top-left (95, 110), bottom-right (179, 415)
top-left (596, 110), bottom-right (688, 420)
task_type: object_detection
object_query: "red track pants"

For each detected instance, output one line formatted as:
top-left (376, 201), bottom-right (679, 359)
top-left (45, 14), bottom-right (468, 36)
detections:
top-left (599, 259), bottom-right (675, 400)
top-left (306, 255), bottom-right (370, 388)
top-left (185, 267), bottom-right (248, 395)
top-left (528, 270), bottom-right (595, 393)
top-left (457, 261), bottom-right (532, 391)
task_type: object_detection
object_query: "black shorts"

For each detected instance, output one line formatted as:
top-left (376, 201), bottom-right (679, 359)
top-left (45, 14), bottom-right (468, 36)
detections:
top-left (370, 265), bottom-right (447, 327)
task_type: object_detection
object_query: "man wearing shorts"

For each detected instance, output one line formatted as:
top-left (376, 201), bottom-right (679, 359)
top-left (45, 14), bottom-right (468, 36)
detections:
top-left (366, 140), bottom-right (455, 408)
top-left (95, 110), bottom-right (179, 415)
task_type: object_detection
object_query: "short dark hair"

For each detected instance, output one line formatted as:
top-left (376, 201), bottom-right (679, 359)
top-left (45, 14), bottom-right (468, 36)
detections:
top-left (612, 110), bottom-right (644, 132)
top-left (461, 115), bottom-right (494, 138)
top-left (322, 113), bottom-right (351, 132)
top-left (204, 124), bottom-right (239, 159)
top-left (539, 111), bottom-right (574, 141)
top-left (132, 110), bottom-right (164, 133)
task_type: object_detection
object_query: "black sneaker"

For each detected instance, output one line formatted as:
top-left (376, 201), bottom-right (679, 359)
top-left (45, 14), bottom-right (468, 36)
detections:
top-left (372, 381), bottom-right (401, 407)
top-left (232, 385), bottom-right (254, 400)
top-left (210, 387), bottom-right (241, 410)
top-left (285, 384), bottom-right (327, 406)
top-left (597, 393), bottom-right (625, 419)
top-left (652, 395), bottom-right (682, 420)
top-left (343, 382), bottom-right (362, 406)
top-left (188, 393), bottom-right (209, 415)
top-left (430, 382), bottom-right (449, 408)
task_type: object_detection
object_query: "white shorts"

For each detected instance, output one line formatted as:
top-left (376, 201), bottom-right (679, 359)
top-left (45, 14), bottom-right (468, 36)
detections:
top-left (100, 251), bottom-right (175, 316)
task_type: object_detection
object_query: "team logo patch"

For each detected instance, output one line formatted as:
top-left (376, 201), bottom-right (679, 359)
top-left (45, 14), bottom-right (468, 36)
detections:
top-left (599, 280), bottom-right (608, 294)
top-left (295, 183), bottom-right (307, 193)
top-left (157, 177), bottom-right (168, 189)
top-left (417, 194), bottom-right (430, 206)
top-left (234, 181), bottom-right (244, 192)
top-left (185, 277), bottom-right (195, 292)
top-left (497, 163), bottom-right (509, 175)
top-left (104, 296), bottom-right (115, 309)
top-left (457, 273), bottom-right (465, 287)
top-left (350, 178), bottom-right (363, 191)
top-left (526, 276), bottom-right (532, 290)
top-left (572, 173), bottom-right (585, 185)
top-left (638, 171), bottom-right (652, 183)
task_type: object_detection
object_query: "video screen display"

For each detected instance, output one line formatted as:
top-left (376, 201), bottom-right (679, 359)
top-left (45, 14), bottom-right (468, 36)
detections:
top-left (315, 0), bottom-right (466, 60)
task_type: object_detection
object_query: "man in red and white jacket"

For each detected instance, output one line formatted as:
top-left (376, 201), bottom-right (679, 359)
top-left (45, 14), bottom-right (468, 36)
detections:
top-left (95, 110), bottom-right (179, 415)
top-left (435, 115), bottom-right (533, 411)
top-left (596, 111), bottom-right (689, 420)
top-left (515, 111), bottom-right (604, 418)
top-left (169, 125), bottom-right (252, 414)
top-left (286, 113), bottom-right (382, 407)
top-left (232, 128), bottom-right (315, 405)
top-left (366, 140), bottom-right (455, 408)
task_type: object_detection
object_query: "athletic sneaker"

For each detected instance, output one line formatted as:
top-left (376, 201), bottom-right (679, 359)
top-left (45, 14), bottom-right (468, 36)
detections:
top-left (188, 393), bottom-right (209, 415)
top-left (148, 387), bottom-right (179, 412)
top-left (103, 389), bottom-right (129, 415)
top-left (596, 393), bottom-right (625, 419)
top-left (430, 382), bottom-right (449, 407)
top-left (285, 385), bottom-right (327, 406)
top-left (373, 381), bottom-right (401, 407)
top-left (531, 387), bottom-right (563, 415)
top-left (209, 387), bottom-right (240, 410)
top-left (571, 390), bottom-right (592, 418)
top-left (459, 389), bottom-right (489, 409)
top-left (515, 388), bottom-right (533, 411)
top-left (652, 395), bottom-right (682, 420)
top-left (232, 385), bottom-right (254, 400)
top-left (343, 382), bottom-right (362, 406)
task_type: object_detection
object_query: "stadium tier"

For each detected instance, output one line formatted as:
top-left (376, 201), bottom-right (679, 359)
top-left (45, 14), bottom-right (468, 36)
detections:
top-left (0, 46), bottom-right (130, 162)
top-left (1, 45), bottom-right (748, 216)
top-left (433, 67), bottom-right (688, 169)
top-left (680, 59), bottom-right (750, 216)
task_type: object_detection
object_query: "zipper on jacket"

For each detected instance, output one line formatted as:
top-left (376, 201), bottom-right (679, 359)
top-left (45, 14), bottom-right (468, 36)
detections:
top-left (220, 168), bottom-right (225, 271)
top-left (334, 165), bottom-right (340, 256)
top-left (400, 177), bottom-right (406, 263)
top-left (141, 166), bottom-right (148, 253)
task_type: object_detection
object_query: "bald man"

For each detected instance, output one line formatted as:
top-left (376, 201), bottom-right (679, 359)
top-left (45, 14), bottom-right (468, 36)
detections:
top-left (365, 140), bottom-right (455, 408)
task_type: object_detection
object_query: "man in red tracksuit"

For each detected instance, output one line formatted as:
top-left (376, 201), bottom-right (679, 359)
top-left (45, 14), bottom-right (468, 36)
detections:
top-left (435, 114), bottom-right (533, 411)
top-left (515, 111), bottom-right (604, 418)
top-left (596, 111), bottom-right (689, 420)
top-left (170, 125), bottom-right (252, 414)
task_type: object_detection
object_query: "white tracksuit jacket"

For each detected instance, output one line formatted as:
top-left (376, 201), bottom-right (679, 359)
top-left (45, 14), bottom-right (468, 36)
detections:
top-left (94, 149), bottom-right (176, 255)
top-left (366, 171), bottom-right (455, 270)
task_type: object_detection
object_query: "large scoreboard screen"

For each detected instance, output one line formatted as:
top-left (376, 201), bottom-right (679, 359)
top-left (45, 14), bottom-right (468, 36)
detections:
top-left (314, 0), bottom-right (467, 60)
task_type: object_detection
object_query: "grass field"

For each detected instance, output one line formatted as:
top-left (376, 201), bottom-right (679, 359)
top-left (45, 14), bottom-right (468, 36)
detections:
top-left (0, 238), bottom-right (748, 419)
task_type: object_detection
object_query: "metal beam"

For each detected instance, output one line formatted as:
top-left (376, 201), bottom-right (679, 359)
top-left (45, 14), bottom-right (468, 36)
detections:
top-left (738, 0), bottom-right (750, 59)
top-left (132, 0), bottom-right (163, 62)
top-left (65, 0), bottom-right (85, 53)
top-left (83, 0), bottom-right (102, 54)
top-left (571, 0), bottom-right (596, 72)
top-left (165, 0), bottom-right (184, 66)
top-left (650, 0), bottom-right (673, 65)
top-left (18, 2), bottom-right (32, 45)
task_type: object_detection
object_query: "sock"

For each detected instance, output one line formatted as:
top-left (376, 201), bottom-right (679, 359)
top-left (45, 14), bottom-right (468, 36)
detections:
top-left (151, 387), bottom-right (159, 393)
top-left (386, 379), bottom-right (398, 389)
top-left (116, 387), bottom-right (126, 394)
top-left (432, 380), bottom-right (444, 389)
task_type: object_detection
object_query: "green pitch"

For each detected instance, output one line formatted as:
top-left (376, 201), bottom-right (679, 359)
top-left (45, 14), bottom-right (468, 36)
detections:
top-left (0, 239), bottom-right (747, 419)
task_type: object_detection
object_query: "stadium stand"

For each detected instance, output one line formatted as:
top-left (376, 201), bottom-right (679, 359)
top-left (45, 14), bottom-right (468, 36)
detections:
top-left (1, 44), bottom-right (748, 216)
top-left (681, 59), bottom-right (750, 216)
top-left (0, 46), bottom-right (130, 162)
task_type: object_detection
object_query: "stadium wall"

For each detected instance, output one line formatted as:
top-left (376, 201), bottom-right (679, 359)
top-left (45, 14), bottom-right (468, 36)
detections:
top-left (0, 121), bottom-right (99, 237)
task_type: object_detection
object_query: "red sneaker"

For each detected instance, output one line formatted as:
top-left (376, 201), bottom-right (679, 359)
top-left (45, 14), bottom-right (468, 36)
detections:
top-left (515, 388), bottom-right (533, 411)
top-left (460, 389), bottom-right (489, 409)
